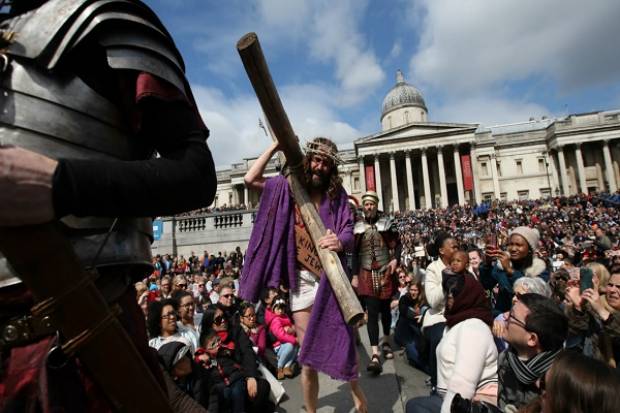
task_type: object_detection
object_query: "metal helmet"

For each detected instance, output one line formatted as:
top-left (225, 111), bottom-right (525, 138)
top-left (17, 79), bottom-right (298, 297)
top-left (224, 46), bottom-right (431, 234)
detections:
top-left (361, 191), bottom-right (379, 205)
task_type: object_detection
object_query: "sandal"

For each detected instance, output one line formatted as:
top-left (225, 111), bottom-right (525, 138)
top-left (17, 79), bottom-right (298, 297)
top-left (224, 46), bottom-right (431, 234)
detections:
top-left (366, 354), bottom-right (382, 374)
top-left (382, 343), bottom-right (394, 359)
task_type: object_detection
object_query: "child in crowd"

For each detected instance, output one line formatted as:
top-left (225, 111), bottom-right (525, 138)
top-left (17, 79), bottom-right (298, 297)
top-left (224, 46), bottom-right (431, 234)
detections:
top-left (265, 296), bottom-right (299, 380)
top-left (195, 330), bottom-right (248, 413)
top-left (442, 250), bottom-right (472, 280)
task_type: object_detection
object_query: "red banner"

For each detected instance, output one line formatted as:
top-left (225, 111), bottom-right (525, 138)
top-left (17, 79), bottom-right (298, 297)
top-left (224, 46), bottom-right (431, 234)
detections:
top-left (365, 164), bottom-right (375, 191)
top-left (461, 154), bottom-right (473, 191)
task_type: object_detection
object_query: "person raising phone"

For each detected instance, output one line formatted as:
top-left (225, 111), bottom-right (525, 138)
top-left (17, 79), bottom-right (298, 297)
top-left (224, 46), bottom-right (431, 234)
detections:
top-left (480, 227), bottom-right (549, 316)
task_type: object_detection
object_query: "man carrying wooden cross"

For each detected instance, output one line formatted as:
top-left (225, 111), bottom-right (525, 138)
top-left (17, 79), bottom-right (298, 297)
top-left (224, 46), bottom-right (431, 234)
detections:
top-left (240, 137), bottom-right (368, 413)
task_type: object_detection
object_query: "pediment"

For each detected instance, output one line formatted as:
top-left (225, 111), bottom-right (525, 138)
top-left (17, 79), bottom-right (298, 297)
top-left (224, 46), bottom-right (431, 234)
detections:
top-left (355, 122), bottom-right (478, 146)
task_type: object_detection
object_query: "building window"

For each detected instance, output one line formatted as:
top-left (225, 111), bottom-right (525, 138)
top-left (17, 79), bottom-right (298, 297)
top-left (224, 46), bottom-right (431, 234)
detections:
top-left (516, 160), bottom-right (523, 175)
top-left (540, 188), bottom-right (551, 198)
top-left (497, 161), bottom-right (502, 177)
top-left (538, 158), bottom-right (546, 173)
top-left (404, 111), bottom-right (409, 124)
top-left (480, 162), bottom-right (489, 177)
top-left (228, 193), bottom-right (233, 205)
top-left (388, 116), bottom-right (392, 129)
top-left (482, 192), bottom-right (494, 202)
top-left (517, 190), bottom-right (529, 200)
top-left (500, 192), bottom-right (507, 201)
top-left (353, 177), bottom-right (360, 191)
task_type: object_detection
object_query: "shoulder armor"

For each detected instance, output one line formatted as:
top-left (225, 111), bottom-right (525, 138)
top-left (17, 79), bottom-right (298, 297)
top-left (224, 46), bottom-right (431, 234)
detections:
top-left (354, 221), bottom-right (368, 235)
top-left (5, 0), bottom-right (187, 94)
top-left (375, 216), bottom-right (394, 232)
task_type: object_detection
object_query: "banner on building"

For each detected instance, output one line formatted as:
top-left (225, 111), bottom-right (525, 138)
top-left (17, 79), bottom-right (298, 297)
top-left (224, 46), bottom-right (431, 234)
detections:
top-left (365, 164), bottom-right (376, 191)
top-left (153, 220), bottom-right (163, 241)
top-left (461, 154), bottom-right (474, 191)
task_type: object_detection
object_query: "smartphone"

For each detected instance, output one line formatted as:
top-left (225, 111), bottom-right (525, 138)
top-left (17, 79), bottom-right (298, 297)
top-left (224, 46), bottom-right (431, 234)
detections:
top-left (489, 232), bottom-right (497, 249)
top-left (580, 268), bottom-right (594, 293)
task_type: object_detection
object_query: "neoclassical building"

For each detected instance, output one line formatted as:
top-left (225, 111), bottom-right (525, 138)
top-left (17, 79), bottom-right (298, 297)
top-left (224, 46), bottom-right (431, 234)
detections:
top-left (216, 70), bottom-right (620, 212)
top-left (153, 71), bottom-right (620, 255)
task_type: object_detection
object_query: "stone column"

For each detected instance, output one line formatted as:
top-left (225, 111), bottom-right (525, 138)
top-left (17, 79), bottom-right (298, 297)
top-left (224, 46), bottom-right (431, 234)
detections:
top-left (575, 144), bottom-right (587, 194)
top-left (405, 150), bottom-right (416, 210)
top-left (374, 154), bottom-right (384, 211)
top-left (436, 147), bottom-right (448, 207)
top-left (453, 146), bottom-right (465, 205)
top-left (603, 140), bottom-right (618, 192)
top-left (389, 152), bottom-right (400, 212)
top-left (358, 157), bottom-right (366, 193)
top-left (244, 186), bottom-right (249, 208)
top-left (548, 151), bottom-right (560, 195)
top-left (557, 146), bottom-right (570, 195)
top-left (470, 145), bottom-right (482, 204)
top-left (490, 154), bottom-right (501, 199)
top-left (421, 149), bottom-right (432, 209)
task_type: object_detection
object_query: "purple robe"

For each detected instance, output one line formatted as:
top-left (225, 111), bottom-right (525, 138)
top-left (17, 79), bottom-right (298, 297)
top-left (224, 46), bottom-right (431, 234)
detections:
top-left (239, 175), bottom-right (358, 381)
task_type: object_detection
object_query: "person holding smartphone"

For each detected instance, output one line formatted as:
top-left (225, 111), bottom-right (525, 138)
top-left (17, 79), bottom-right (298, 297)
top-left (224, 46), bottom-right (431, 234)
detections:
top-left (480, 227), bottom-right (549, 316)
top-left (564, 267), bottom-right (620, 367)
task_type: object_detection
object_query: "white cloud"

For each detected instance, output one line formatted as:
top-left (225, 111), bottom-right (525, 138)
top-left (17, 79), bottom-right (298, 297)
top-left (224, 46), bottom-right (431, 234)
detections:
top-left (408, 0), bottom-right (620, 96)
top-left (193, 83), bottom-right (361, 168)
top-left (432, 95), bottom-right (550, 127)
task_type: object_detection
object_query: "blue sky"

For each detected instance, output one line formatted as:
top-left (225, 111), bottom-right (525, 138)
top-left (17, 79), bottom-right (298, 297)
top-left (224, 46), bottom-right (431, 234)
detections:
top-left (145, 0), bottom-right (620, 167)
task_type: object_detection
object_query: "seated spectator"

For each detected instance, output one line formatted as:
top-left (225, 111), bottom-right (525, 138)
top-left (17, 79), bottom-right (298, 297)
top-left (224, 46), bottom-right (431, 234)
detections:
top-left (174, 291), bottom-right (200, 351)
top-left (256, 287), bottom-right (279, 325)
top-left (218, 285), bottom-right (240, 325)
top-left (497, 293), bottom-right (567, 412)
top-left (265, 297), bottom-right (299, 380)
top-left (198, 305), bottom-right (273, 413)
top-left (238, 302), bottom-right (267, 358)
top-left (395, 280), bottom-right (429, 372)
top-left (468, 247), bottom-right (483, 279)
top-left (491, 277), bottom-right (552, 352)
top-left (565, 266), bottom-right (620, 366)
top-left (539, 350), bottom-right (620, 413)
top-left (422, 231), bottom-right (459, 392)
top-left (209, 277), bottom-right (222, 304)
top-left (147, 299), bottom-right (197, 353)
top-left (173, 274), bottom-right (189, 294)
top-left (160, 275), bottom-right (173, 300)
top-left (407, 271), bottom-right (497, 413)
top-left (481, 227), bottom-right (548, 315)
top-left (158, 341), bottom-right (211, 409)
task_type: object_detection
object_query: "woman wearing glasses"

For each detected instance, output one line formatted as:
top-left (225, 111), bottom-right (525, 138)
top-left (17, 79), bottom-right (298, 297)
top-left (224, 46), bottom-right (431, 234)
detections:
top-left (146, 299), bottom-right (197, 353)
top-left (198, 304), bottom-right (273, 412)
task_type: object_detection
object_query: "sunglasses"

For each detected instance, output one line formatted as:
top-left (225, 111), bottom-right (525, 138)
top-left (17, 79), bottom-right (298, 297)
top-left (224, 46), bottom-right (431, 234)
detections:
top-left (177, 284), bottom-right (187, 288)
top-left (213, 315), bottom-right (226, 325)
top-left (221, 294), bottom-right (234, 299)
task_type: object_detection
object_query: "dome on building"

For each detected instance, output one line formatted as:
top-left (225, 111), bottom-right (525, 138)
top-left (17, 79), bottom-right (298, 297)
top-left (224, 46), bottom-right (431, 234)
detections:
top-left (381, 70), bottom-right (427, 119)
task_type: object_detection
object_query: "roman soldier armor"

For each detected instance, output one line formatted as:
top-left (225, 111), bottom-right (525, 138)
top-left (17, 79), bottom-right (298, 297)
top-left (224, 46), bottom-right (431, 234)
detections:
top-left (0, 1), bottom-right (215, 411)
top-left (353, 191), bottom-right (401, 300)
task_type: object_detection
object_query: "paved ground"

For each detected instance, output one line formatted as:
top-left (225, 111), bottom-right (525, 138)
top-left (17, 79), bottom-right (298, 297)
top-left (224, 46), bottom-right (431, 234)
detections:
top-left (274, 325), bottom-right (429, 412)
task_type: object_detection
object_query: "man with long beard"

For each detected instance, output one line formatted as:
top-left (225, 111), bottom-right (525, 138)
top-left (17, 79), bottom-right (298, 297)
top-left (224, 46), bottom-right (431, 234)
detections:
top-left (240, 137), bottom-right (368, 413)
top-left (352, 191), bottom-right (401, 374)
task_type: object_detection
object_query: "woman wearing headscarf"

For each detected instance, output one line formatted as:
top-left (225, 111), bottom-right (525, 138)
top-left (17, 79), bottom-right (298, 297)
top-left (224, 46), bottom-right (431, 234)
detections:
top-left (480, 227), bottom-right (549, 316)
top-left (406, 273), bottom-right (498, 413)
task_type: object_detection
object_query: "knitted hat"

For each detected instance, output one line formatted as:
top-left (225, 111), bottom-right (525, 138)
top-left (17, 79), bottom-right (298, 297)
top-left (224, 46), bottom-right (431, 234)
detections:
top-left (510, 226), bottom-right (540, 251)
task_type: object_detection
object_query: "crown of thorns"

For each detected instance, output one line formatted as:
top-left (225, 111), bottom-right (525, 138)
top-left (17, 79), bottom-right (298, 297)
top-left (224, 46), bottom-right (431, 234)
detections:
top-left (304, 140), bottom-right (342, 165)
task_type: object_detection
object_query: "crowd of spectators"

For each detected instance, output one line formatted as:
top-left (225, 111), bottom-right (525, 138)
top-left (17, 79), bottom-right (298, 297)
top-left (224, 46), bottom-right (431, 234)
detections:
top-left (138, 191), bottom-right (620, 412)
top-left (395, 192), bottom-right (620, 413)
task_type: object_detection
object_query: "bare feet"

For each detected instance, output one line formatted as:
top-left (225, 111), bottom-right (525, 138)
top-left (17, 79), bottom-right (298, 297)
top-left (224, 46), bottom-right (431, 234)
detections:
top-left (350, 379), bottom-right (368, 413)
